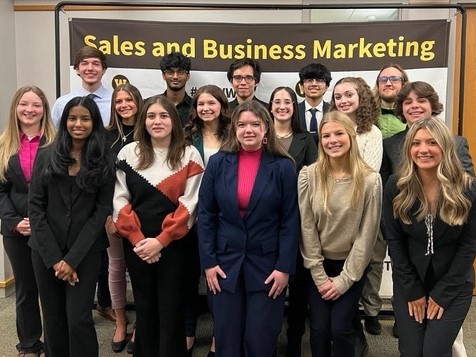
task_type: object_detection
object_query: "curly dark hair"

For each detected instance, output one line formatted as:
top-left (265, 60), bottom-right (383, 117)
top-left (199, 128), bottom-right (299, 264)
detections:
top-left (159, 52), bottom-right (191, 72)
top-left (330, 77), bottom-right (379, 134)
top-left (394, 81), bottom-right (444, 122)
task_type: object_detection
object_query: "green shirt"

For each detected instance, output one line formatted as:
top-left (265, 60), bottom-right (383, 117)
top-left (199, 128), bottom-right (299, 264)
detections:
top-left (377, 112), bottom-right (406, 139)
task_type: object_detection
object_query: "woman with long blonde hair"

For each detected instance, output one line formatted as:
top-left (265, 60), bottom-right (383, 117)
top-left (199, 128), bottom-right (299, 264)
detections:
top-left (298, 111), bottom-right (382, 356)
top-left (0, 86), bottom-right (55, 356)
top-left (384, 117), bottom-right (476, 357)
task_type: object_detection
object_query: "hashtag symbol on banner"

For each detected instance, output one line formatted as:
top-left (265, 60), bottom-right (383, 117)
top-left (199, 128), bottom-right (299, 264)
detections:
top-left (190, 87), bottom-right (197, 96)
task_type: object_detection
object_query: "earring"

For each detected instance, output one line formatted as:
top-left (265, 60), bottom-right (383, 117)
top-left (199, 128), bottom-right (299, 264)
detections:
top-left (262, 136), bottom-right (268, 144)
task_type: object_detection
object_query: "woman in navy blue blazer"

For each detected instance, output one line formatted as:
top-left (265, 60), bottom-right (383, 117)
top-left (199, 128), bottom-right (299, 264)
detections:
top-left (198, 101), bottom-right (300, 357)
top-left (384, 117), bottom-right (476, 356)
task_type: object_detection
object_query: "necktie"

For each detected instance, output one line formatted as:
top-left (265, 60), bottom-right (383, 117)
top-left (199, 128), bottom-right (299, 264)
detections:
top-left (309, 108), bottom-right (318, 134)
top-left (86, 93), bottom-right (96, 100)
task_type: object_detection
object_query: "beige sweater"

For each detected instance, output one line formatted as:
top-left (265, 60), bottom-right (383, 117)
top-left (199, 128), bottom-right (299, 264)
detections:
top-left (298, 164), bottom-right (382, 294)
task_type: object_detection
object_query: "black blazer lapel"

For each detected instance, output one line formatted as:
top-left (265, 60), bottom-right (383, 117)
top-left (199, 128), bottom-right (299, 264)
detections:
top-left (223, 153), bottom-right (242, 221)
top-left (9, 155), bottom-right (29, 190)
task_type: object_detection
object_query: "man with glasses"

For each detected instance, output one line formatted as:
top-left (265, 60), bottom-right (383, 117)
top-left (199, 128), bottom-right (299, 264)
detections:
top-left (297, 63), bottom-right (332, 142)
top-left (159, 52), bottom-right (192, 127)
top-left (227, 58), bottom-right (267, 111)
top-left (374, 63), bottom-right (409, 139)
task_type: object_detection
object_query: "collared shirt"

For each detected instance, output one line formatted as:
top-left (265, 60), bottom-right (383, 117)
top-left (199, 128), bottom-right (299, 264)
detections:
top-left (51, 85), bottom-right (112, 127)
top-left (162, 90), bottom-right (192, 127)
top-left (304, 101), bottom-right (325, 132)
top-left (377, 108), bottom-right (406, 139)
top-left (19, 132), bottom-right (41, 183)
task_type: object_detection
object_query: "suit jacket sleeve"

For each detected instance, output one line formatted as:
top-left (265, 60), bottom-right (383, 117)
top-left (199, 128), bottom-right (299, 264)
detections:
top-left (197, 154), bottom-right (220, 270)
top-left (456, 136), bottom-right (474, 177)
top-left (28, 150), bottom-right (64, 268)
top-left (0, 171), bottom-right (22, 233)
top-left (429, 185), bottom-right (476, 308)
top-left (62, 174), bottom-right (114, 269)
top-left (383, 175), bottom-right (426, 302)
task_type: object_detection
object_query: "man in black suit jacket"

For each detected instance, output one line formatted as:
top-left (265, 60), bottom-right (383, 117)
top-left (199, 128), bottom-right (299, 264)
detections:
top-left (297, 63), bottom-right (332, 143)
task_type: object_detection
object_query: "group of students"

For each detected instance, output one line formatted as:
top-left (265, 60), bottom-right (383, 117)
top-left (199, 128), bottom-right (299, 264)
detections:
top-left (0, 46), bottom-right (475, 357)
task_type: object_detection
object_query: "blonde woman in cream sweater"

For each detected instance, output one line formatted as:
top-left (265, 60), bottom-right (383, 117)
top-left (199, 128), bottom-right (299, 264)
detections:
top-left (298, 111), bottom-right (382, 357)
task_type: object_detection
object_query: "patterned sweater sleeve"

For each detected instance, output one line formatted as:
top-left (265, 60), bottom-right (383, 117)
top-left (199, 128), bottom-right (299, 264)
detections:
top-left (298, 165), bottom-right (328, 286)
top-left (358, 125), bottom-right (383, 172)
top-left (157, 147), bottom-right (204, 247)
top-left (113, 145), bottom-right (145, 245)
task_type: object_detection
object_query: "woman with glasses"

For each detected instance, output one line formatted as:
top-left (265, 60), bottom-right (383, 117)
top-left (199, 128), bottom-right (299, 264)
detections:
top-left (268, 86), bottom-right (317, 357)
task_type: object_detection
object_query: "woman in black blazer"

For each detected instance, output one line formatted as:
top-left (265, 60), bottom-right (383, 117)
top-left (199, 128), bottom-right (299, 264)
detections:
top-left (268, 86), bottom-right (317, 357)
top-left (28, 96), bottom-right (114, 357)
top-left (383, 117), bottom-right (476, 357)
top-left (0, 86), bottom-right (56, 356)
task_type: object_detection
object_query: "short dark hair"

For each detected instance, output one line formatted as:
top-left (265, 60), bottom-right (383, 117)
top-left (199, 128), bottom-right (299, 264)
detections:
top-left (395, 81), bottom-right (443, 121)
top-left (159, 52), bottom-right (192, 72)
top-left (227, 58), bottom-right (262, 83)
top-left (298, 63), bottom-right (332, 87)
top-left (73, 46), bottom-right (108, 70)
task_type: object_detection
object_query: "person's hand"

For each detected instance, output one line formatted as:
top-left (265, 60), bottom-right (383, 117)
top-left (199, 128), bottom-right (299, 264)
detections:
top-left (427, 297), bottom-right (444, 320)
top-left (53, 260), bottom-right (76, 281)
top-left (68, 271), bottom-right (79, 286)
top-left (15, 218), bottom-right (31, 236)
top-left (133, 238), bottom-right (163, 263)
top-left (205, 265), bottom-right (226, 294)
top-left (320, 278), bottom-right (342, 300)
top-left (265, 270), bottom-right (289, 299)
top-left (408, 296), bottom-right (427, 323)
top-left (317, 278), bottom-right (332, 295)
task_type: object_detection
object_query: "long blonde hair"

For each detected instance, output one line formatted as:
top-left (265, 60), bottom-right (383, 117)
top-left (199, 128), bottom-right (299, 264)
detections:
top-left (0, 86), bottom-right (56, 181)
top-left (393, 117), bottom-right (473, 225)
top-left (315, 111), bottom-right (374, 213)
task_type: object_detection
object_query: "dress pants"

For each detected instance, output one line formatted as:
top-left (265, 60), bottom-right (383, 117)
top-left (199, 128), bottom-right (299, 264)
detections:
top-left (212, 273), bottom-right (286, 357)
top-left (32, 250), bottom-right (101, 357)
top-left (124, 237), bottom-right (187, 357)
top-left (307, 259), bottom-right (367, 357)
top-left (393, 280), bottom-right (472, 357)
top-left (3, 235), bottom-right (43, 354)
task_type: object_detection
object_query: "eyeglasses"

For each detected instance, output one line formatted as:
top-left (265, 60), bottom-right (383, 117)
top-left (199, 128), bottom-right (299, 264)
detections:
top-left (232, 75), bottom-right (255, 83)
top-left (163, 69), bottom-right (189, 77)
top-left (272, 99), bottom-right (293, 106)
top-left (378, 76), bottom-right (404, 84)
top-left (303, 78), bottom-right (326, 85)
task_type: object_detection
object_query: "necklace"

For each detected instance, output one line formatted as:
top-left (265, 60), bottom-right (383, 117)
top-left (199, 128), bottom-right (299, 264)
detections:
top-left (276, 131), bottom-right (293, 139)
top-left (121, 129), bottom-right (134, 142)
top-left (203, 131), bottom-right (218, 137)
top-left (332, 172), bottom-right (351, 183)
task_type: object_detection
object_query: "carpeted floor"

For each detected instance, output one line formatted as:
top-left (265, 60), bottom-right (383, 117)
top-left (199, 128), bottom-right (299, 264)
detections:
top-left (0, 293), bottom-right (474, 356)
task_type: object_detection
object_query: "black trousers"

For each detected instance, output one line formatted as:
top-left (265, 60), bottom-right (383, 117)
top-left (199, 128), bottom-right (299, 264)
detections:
top-left (393, 280), bottom-right (472, 357)
top-left (32, 250), bottom-right (101, 357)
top-left (124, 238), bottom-right (187, 357)
top-left (307, 259), bottom-right (367, 357)
top-left (3, 235), bottom-right (43, 353)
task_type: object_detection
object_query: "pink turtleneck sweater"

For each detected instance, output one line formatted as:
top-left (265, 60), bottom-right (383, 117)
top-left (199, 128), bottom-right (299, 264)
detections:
top-left (237, 147), bottom-right (262, 217)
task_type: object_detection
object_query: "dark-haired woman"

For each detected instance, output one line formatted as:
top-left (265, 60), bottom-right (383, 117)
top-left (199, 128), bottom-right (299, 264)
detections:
top-left (28, 96), bottom-right (115, 357)
top-left (113, 95), bottom-right (204, 356)
top-left (268, 86), bottom-right (317, 357)
top-left (0, 86), bottom-right (56, 357)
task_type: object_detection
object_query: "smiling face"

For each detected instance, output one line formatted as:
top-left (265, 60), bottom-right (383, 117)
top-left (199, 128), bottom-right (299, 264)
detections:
top-left (75, 57), bottom-right (105, 87)
top-left (145, 103), bottom-right (173, 147)
top-left (231, 65), bottom-right (256, 102)
top-left (378, 67), bottom-right (405, 105)
top-left (66, 105), bottom-right (93, 143)
top-left (197, 92), bottom-right (221, 123)
top-left (236, 111), bottom-right (267, 151)
top-left (162, 67), bottom-right (189, 92)
top-left (333, 82), bottom-right (360, 122)
top-left (270, 89), bottom-right (294, 124)
top-left (410, 127), bottom-right (442, 172)
top-left (16, 91), bottom-right (44, 132)
top-left (300, 78), bottom-right (328, 102)
top-left (115, 90), bottom-right (138, 124)
top-left (402, 90), bottom-right (433, 127)
top-left (320, 121), bottom-right (351, 159)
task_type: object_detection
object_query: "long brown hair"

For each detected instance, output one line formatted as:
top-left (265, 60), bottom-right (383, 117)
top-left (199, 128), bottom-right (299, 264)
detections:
top-left (134, 95), bottom-right (186, 170)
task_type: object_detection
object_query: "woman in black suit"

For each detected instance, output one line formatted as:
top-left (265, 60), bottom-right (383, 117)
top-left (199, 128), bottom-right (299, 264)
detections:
top-left (383, 117), bottom-right (476, 357)
top-left (28, 96), bottom-right (115, 357)
top-left (0, 86), bottom-right (55, 356)
top-left (268, 86), bottom-right (317, 357)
